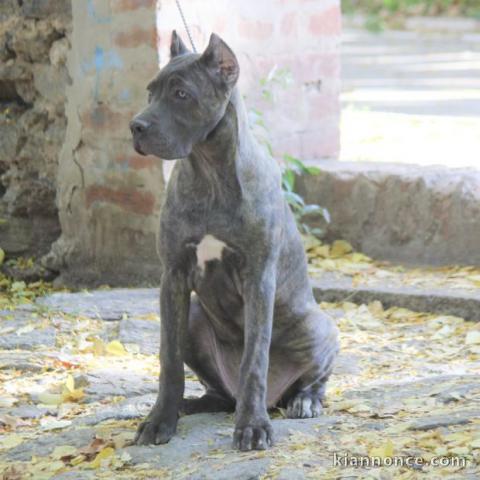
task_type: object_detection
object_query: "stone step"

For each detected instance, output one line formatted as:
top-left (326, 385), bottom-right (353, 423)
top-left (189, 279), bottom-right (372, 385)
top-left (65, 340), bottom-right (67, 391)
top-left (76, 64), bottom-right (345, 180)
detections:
top-left (297, 160), bottom-right (480, 267)
top-left (311, 272), bottom-right (480, 322)
top-left (37, 278), bottom-right (480, 323)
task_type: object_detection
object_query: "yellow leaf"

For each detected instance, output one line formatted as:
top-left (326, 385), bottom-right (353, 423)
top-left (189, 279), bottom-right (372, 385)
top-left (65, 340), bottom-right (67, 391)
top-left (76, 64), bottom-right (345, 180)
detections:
top-left (466, 331), bottom-right (480, 345)
top-left (106, 340), bottom-right (127, 356)
top-left (51, 445), bottom-right (78, 459)
top-left (350, 252), bottom-right (371, 263)
top-left (369, 439), bottom-right (394, 458)
top-left (309, 245), bottom-right (329, 259)
top-left (37, 393), bottom-right (64, 405)
top-left (64, 388), bottom-right (85, 402)
top-left (330, 240), bottom-right (353, 258)
top-left (467, 274), bottom-right (480, 286)
top-left (92, 337), bottom-right (106, 356)
top-left (90, 447), bottom-right (115, 469)
top-left (450, 446), bottom-right (469, 455)
top-left (0, 434), bottom-right (24, 449)
top-left (0, 248), bottom-right (4, 266)
top-left (71, 454), bottom-right (86, 466)
top-left (65, 375), bottom-right (75, 393)
top-left (471, 437), bottom-right (480, 449)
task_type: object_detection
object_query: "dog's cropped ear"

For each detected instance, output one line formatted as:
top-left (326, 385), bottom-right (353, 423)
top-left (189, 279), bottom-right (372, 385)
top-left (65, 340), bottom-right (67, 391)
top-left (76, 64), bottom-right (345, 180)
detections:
top-left (170, 30), bottom-right (189, 58)
top-left (199, 33), bottom-right (239, 89)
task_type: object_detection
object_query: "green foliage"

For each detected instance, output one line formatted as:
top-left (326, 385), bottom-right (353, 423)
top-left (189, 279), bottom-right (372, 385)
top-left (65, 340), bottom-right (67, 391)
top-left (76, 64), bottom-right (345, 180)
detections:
top-left (250, 67), bottom-right (330, 239)
top-left (281, 155), bottom-right (330, 238)
top-left (342, 0), bottom-right (480, 24)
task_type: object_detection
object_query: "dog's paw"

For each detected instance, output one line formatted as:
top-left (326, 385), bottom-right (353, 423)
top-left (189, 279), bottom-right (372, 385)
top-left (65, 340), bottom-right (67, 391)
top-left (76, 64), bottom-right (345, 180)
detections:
top-left (134, 418), bottom-right (177, 445)
top-left (286, 392), bottom-right (323, 419)
top-left (233, 418), bottom-right (274, 451)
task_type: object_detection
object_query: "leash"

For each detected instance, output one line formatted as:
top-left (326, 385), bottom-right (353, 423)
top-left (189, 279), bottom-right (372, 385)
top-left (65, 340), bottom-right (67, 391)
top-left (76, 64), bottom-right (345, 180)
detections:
top-left (175, 0), bottom-right (197, 53)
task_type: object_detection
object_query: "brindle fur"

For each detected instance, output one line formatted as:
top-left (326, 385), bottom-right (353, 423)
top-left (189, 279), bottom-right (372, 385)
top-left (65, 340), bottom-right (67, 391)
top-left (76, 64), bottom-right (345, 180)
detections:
top-left (130, 31), bottom-right (339, 451)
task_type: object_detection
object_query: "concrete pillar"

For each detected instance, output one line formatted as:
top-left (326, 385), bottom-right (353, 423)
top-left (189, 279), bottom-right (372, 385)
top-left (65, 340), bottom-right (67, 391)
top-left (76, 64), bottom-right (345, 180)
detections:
top-left (45, 0), bottom-right (163, 286)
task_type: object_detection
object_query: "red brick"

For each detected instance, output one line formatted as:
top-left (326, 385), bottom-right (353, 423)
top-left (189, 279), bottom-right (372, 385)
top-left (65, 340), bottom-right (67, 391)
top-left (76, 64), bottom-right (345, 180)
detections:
top-left (281, 12), bottom-right (297, 36)
top-left (86, 185), bottom-right (155, 215)
top-left (115, 154), bottom-right (158, 170)
top-left (238, 19), bottom-right (274, 41)
top-left (309, 6), bottom-right (341, 36)
top-left (111, 0), bottom-right (155, 13)
top-left (115, 26), bottom-right (157, 49)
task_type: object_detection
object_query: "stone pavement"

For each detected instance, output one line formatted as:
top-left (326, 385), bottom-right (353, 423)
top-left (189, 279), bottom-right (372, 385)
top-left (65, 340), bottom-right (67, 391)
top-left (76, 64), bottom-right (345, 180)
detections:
top-left (0, 287), bottom-right (479, 479)
top-left (340, 28), bottom-right (480, 168)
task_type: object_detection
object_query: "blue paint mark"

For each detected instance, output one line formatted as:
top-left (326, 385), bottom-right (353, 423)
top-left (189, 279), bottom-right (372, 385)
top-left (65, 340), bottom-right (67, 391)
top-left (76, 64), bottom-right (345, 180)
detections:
top-left (119, 88), bottom-right (131, 101)
top-left (87, 0), bottom-right (112, 24)
top-left (82, 47), bottom-right (124, 74)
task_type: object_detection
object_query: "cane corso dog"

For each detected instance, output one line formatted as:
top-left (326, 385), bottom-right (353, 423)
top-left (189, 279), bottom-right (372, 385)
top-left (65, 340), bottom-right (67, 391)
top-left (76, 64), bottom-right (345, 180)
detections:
top-left (129, 31), bottom-right (339, 451)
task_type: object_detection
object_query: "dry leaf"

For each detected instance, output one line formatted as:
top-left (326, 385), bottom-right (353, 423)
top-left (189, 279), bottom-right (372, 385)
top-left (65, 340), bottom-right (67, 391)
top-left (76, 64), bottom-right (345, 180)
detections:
top-left (330, 240), bottom-right (353, 258)
top-left (465, 331), bottom-right (480, 345)
top-left (106, 340), bottom-right (127, 356)
top-left (369, 439), bottom-right (394, 458)
top-left (51, 445), bottom-right (78, 460)
top-left (89, 447), bottom-right (115, 469)
top-left (0, 434), bottom-right (24, 449)
top-left (40, 418), bottom-right (72, 431)
top-left (37, 392), bottom-right (63, 406)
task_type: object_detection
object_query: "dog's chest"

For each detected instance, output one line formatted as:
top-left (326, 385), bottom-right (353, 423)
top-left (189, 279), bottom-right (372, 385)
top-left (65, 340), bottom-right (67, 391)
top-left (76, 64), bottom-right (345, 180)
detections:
top-left (188, 234), bottom-right (244, 304)
top-left (195, 234), bottom-right (228, 274)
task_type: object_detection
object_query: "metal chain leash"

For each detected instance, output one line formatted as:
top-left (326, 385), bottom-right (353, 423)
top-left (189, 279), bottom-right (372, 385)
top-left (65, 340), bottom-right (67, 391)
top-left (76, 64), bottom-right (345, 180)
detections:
top-left (175, 0), bottom-right (197, 53)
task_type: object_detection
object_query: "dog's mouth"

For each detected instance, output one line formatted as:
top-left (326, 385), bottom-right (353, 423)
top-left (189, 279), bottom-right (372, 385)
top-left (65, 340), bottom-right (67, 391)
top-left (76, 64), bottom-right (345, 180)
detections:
top-left (133, 140), bottom-right (147, 156)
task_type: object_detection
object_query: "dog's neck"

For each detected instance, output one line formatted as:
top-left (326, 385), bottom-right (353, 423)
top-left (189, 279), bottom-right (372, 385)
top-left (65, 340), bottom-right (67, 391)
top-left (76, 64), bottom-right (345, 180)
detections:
top-left (186, 88), bottom-right (252, 202)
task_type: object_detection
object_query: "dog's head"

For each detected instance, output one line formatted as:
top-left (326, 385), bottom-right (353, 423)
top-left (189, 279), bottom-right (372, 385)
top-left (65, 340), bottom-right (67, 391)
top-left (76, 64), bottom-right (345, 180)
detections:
top-left (130, 31), bottom-right (239, 160)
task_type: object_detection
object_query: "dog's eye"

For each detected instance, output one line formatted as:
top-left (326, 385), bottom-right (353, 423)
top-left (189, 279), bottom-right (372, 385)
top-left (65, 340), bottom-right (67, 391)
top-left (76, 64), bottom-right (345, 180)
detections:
top-left (175, 89), bottom-right (189, 100)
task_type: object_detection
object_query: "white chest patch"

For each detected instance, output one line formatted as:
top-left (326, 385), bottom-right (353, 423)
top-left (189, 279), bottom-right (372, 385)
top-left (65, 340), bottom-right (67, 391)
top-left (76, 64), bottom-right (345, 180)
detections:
top-left (196, 235), bottom-right (227, 274)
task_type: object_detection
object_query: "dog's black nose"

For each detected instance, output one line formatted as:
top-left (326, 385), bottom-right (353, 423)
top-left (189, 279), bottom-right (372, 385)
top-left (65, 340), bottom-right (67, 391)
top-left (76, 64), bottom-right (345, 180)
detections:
top-left (130, 118), bottom-right (150, 135)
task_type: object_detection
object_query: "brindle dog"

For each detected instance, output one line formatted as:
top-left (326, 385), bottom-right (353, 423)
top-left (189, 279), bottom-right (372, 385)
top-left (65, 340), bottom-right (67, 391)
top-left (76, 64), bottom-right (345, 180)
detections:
top-left (129, 31), bottom-right (339, 451)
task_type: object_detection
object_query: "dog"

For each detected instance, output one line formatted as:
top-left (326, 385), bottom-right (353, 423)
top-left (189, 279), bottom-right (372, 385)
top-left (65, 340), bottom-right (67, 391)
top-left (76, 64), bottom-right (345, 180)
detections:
top-left (129, 31), bottom-right (339, 451)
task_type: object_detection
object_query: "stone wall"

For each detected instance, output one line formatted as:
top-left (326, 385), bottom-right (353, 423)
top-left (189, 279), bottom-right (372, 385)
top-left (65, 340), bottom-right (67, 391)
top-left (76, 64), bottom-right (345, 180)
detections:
top-left (156, 0), bottom-right (341, 161)
top-left (44, 0), bottom-right (163, 287)
top-left (0, 0), bottom-right (71, 259)
top-left (298, 161), bottom-right (480, 266)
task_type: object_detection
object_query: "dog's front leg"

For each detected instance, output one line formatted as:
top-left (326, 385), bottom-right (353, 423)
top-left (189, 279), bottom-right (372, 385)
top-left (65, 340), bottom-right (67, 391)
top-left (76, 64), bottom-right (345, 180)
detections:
top-left (135, 269), bottom-right (190, 445)
top-left (233, 264), bottom-right (276, 451)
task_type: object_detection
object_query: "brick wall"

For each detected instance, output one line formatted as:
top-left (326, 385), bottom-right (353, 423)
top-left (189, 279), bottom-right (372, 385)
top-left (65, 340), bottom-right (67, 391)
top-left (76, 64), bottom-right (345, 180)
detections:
top-left (156, 0), bottom-right (341, 161)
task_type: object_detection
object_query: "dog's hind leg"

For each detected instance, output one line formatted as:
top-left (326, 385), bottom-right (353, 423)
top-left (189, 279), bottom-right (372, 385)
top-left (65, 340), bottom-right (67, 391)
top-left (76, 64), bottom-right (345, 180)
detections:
top-left (279, 307), bottom-right (339, 419)
top-left (182, 297), bottom-right (236, 415)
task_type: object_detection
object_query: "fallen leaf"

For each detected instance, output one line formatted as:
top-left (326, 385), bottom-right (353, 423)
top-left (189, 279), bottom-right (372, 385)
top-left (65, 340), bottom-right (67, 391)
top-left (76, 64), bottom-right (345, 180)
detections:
top-left (51, 445), bottom-right (78, 460)
top-left (330, 240), bottom-right (353, 258)
top-left (37, 392), bottom-right (63, 406)
top-left (106, 340), bottom-right (127, 356)
top-left (65, 374), bottom-right (75, 393)
top-left (89, 446), bottom-right (115, 469)
top-left (16, 324), bottom-right (34, 336)
top-left (369, 439), bottom-right (394, 458)
top-left (0, 434), bottom-right (24, 449)
top-left (471, 437), bottom-right (480, 449)
top-left (0, 397), bottom-right (17, 408)
top-left (465, 331), bottom-right (480, 345)
top-left (40, 418), bottom-right (72, 431)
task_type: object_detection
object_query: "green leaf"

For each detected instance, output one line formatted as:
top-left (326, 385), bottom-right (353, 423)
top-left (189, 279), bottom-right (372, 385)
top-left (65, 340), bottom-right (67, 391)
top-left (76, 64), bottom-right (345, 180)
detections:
top-left (283, 190), bottom-right (304, 207)
top-left (282, 170), bottom-right (295, 192)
